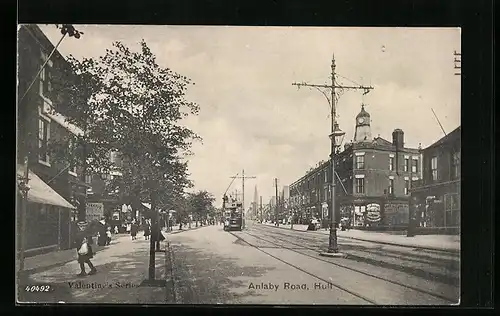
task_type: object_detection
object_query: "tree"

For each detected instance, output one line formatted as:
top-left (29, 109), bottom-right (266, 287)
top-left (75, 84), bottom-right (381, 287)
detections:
top-left (187, 190), bottom-right (216, 226)
top-left (49, 40), bottom-right (201, 281)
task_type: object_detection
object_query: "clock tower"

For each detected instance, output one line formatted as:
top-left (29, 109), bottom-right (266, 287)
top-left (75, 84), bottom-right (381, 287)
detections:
top-left (354, 104), bottom-right (372, 143)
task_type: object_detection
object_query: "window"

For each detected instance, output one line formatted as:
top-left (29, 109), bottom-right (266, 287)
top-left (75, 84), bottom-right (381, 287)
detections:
top-left (404, 158), bottom-right (409, 172)
top-left (85, 174), bottom-right (92, 184)
top-left (324, 188), bottom-right (328, 201)
top-left (38, 116), bottom-right (50, 164)
top-left (412, 158), bottom-right (419, 173)
top-left (444, 193), bottom-right (460, 227)
top-left (68, 138), bottom-right (78, 176)
top-left (404, 179), bottom-right (410, 195)
top-left (389, 157), bottom-right (394, 171)
top-left (452, 151), bottom-right (460, 179)
top-left (388, 179), bottom-right (394, 194)
top-left (39, 51), bottom-right (53, 99)
top-left (431, 157), bottom-right (438, 181)
top-left (356, 155), bottom-right (365, 169)
top-left (324, 170), bottom-right (328, 182)
top-left (355, 178), bottom-right (365, 194)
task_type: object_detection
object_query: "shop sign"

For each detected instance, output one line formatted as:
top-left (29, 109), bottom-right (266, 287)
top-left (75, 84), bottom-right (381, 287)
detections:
top-left (385, 203), bottom-right (409, 215)
top-left (86, 202), bottom-right (104, 222)
top-left (77, 221), bottom-right (88, 232)
top-left (366, 203), bottom-right (381, 222)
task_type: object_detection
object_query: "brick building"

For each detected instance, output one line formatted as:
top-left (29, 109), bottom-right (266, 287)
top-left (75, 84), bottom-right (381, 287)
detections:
top-left (411, 126), bottom-right (460, 233)
top-left (289, 104), bottom-right (423, 229)
top-left (17, 25), bottom-right (89, 254)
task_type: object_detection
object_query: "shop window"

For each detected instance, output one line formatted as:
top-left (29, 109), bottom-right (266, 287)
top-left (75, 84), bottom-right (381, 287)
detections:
top-left (444, 193), bottom-right (460, 227)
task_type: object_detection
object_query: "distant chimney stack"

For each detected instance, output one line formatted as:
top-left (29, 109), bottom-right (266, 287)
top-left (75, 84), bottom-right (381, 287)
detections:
top-left (392, 129), bottom-right (404, 149)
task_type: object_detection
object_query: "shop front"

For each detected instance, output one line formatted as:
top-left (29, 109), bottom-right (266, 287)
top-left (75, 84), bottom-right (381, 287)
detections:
top-left (17, 166), bottom-right (76, 255)
top-left (411, 180), bottom-right (460, 232)
top-left (340, 197), bottom-right (410, 230)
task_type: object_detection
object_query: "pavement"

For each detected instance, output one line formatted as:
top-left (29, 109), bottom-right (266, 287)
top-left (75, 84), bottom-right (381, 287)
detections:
top-left (163, 221), bottom-right (460, 305)
top-left (260, 222), bottom-right (460, 253)
top-left (17, 224), bottom-right (209, 304)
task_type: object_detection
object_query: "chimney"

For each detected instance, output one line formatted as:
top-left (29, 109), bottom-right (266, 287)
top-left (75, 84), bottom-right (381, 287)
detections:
top-left (392, 129), bottom-right (404, 149)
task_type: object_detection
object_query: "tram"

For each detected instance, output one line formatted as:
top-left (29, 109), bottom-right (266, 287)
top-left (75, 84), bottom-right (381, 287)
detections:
top-left (223, 201), bottom-right (245, 231)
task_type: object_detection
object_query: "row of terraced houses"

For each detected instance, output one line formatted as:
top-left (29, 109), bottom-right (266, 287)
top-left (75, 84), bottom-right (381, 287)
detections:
top-left (288, 104), bottom-right (460, 234)
top-left (16, 25), bottom-right (145, 256)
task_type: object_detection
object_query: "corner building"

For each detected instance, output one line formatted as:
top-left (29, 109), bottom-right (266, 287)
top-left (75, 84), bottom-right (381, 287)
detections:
top-left (289, 104), bottom-right (423, 229)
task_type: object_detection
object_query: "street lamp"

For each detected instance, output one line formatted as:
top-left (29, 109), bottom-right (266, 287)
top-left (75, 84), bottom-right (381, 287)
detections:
top-left (320, 122), bottom-right (345, 257)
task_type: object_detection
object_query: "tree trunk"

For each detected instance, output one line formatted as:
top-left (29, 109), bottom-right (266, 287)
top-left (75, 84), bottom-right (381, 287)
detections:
top-left (148, 189), bottom-right (157, 280)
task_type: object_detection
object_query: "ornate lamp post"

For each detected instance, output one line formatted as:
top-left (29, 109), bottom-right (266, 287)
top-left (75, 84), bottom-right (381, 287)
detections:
top-left (320, 122), bottom-right (345, 257)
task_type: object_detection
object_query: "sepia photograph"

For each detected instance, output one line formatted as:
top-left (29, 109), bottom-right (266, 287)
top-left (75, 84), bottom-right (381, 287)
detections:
top-left (16, 25), bottom-right (461, 305)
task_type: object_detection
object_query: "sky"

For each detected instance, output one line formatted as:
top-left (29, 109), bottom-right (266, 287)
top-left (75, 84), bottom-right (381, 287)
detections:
top-left (37, 25), bottom-right (461, 208)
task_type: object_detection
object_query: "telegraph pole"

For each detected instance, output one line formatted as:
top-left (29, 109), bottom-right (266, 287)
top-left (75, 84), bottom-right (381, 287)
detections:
top-left (230, 169), bottom-right (256, 214)
top-left (293, 52), bottom-right (374, 256)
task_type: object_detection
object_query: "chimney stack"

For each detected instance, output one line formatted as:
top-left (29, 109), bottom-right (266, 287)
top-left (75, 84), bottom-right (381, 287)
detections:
top-left (392, 129), bottom-right (404, 149)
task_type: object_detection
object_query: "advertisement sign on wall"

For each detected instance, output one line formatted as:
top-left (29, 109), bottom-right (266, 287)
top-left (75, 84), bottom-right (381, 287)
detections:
top-left (366, 203), bottom-right (381, 222)
top-left (86, 202), bottom-right (104, 222)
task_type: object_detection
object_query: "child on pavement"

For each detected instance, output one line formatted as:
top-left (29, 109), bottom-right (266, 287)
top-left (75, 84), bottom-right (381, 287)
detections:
top-left (76, 236), bottom-right (97, 277)
top-left (106, 227), bottom-right (112, 245)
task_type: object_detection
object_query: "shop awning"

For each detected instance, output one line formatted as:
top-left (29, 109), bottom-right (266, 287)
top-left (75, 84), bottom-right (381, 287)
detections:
top-left (17, 165), bottom-right (76, 209)
top-left (142, 203), bottom-right (151, 209)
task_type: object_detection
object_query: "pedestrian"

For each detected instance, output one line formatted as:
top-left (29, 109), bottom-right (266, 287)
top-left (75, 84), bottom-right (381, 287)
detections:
top-left (114, 225), bottom-right (119, 234)
top-left (130, 220), bottom-right (138, 240)
top-left (106, 227), bottom-right (112, 245)
top-left (168, 218), bottom-right (173, 232)
top-left (76, 236), bottom-right (97, 277)
top-left (144, 222), bottom-right (151, 240)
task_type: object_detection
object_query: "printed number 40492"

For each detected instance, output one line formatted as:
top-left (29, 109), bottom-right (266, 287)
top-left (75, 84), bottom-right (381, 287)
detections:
top-left (25, 285), bottom-right (51, 292)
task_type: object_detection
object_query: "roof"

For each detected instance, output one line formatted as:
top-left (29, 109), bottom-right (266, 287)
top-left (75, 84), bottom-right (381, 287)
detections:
top-left (356, 104), bottom-right (370, 118)
top-left (425, 126), bottom-right (461, 150)
top-left (17, 165), bottom-right (76, 209)
top-left (372, 137), bottom-right (393, 146)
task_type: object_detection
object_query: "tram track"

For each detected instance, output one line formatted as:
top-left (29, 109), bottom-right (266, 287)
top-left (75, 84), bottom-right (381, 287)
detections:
top-left (253, 225), bottom-right (460, 271)
top-left (227, 230), bottom-right (377, 305)
top-left (231, 228), bottom-right (458, 304)
top-left (250, 227), bottom-right (459, 287)
top-left (257, 223), bottom-right (460, 256)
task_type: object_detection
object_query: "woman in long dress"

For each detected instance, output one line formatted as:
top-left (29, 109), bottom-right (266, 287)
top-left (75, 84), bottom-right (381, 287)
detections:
top-left (144, 222), bottom-right (151, 240)
top-left (130, 221), bottom-right (138, 240)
